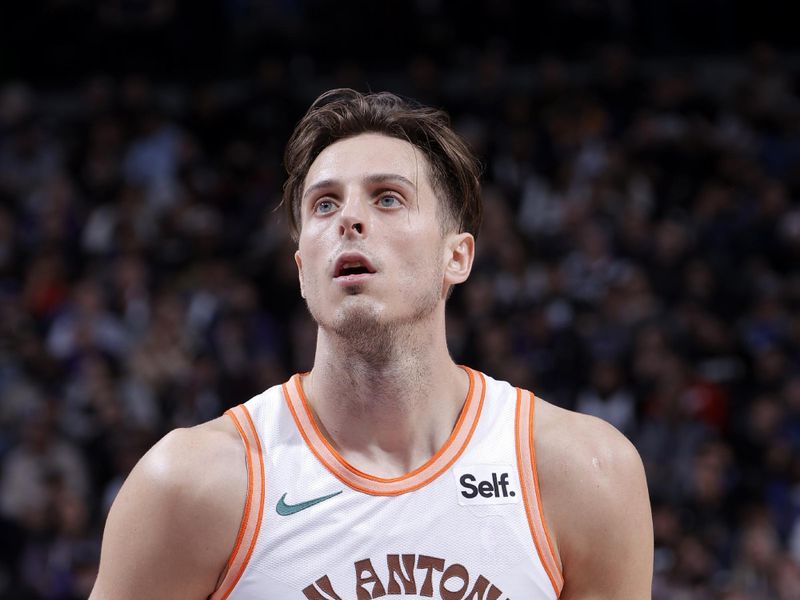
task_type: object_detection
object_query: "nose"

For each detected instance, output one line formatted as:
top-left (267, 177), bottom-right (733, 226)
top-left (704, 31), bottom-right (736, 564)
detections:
top-left (338, 195), bottom-right (367, 238)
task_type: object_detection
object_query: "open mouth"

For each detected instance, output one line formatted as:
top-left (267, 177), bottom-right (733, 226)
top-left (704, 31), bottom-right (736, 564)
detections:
top-left (337, 263), bottom-right (372, 277)
top-left (334, 255), bottom-right (376, 279)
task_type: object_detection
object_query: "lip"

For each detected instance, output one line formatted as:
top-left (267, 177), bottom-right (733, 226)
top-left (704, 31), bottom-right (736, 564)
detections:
top-left (334, 272), bottom-right (374, 285)
top-left (332, 252), bottom-right (377, 282)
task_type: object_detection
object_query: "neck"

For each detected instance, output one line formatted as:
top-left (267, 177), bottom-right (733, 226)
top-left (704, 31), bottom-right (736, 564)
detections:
top-left (302, 312), bottom-right (468, 477)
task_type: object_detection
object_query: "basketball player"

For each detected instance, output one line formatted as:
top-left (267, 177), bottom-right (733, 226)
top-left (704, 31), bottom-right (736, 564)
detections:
top-left (90, 89), bottom-right (653, 599)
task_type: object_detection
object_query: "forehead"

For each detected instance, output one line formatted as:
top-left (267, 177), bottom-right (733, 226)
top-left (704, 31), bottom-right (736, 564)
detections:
top-left (303, 133), bottom-right (433, 194)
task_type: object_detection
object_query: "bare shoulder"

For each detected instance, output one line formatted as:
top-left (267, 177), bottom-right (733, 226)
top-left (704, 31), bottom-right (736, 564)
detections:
top-left (534, 398), bottom-right (653, 599)
top-left (145, 415), bottom-right (244, 492)
top-left (91, 416), bottom-right (247, 600)
top-left (535, 398), bottom-right (646, 499)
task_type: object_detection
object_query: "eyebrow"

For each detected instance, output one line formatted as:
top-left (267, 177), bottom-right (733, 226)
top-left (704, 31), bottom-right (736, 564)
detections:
top-left (302, 173), bottom-right (417, 202)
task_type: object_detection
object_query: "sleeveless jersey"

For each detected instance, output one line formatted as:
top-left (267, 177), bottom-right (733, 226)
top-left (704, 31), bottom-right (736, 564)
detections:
top-left (209, 367), bottom-right (564, 600)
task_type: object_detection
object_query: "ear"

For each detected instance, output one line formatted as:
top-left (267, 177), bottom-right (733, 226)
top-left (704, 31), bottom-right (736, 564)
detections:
top-left (294, 250), bottom-right (306, 299)
top-left (443, 232), bottom-right (475, 287)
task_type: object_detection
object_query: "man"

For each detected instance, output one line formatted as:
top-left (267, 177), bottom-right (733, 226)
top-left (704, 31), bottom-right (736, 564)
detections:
top-left (91, 89), bottom-right (653, 599)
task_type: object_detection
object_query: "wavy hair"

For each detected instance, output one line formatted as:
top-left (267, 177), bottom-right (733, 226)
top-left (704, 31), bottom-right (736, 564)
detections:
top-left (282, 88), bottom-right (482, 241)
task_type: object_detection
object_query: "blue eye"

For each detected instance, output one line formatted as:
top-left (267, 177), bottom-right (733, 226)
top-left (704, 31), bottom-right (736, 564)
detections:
top-left (378, 194), bottom-right (400, 208)
top-left (315, 200), bottom-right (335, 214)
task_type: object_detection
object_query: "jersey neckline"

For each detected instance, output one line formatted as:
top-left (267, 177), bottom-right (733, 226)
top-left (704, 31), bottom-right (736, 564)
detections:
top-left (282, 366), bottom-right (486, 496)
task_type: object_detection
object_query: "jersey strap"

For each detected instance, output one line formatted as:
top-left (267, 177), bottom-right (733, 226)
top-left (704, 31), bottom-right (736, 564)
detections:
top-left (210, 404), bottom-right (266, 600)
top-left (516, 388), bottom-right (564, 597)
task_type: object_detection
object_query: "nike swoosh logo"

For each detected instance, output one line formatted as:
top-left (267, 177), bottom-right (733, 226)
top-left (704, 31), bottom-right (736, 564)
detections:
top-left (276, 491), bottom-right (342, 516)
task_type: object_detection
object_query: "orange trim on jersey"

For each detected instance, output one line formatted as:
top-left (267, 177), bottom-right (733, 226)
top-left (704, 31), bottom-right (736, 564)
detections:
top-left (529, 391), bottom-right (563, 588)
top-left (210, 405), bottom-right (266, 600)
top-left (212, 408), bottom-right (252, 598)
top-left (516, 388), bottom-right (564, 597)
top-left (281, 366), bottom-right (486, 496)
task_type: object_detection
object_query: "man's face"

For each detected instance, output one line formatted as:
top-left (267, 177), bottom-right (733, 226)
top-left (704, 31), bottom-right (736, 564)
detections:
top-left (294, 133), bottom-right (471, 339)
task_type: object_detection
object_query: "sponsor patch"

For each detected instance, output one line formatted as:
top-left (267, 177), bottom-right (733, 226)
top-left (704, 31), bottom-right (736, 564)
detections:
top-left (454, 465), bottom-right (520, 506)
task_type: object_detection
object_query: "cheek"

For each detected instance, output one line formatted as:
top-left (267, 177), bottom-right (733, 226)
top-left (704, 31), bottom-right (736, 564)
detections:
top-left (296, 248), bottom-right (320, 292)
top-left (297, 230), bottom-right (325, 266)
top-left (399, 240), bottom-right (444, 282)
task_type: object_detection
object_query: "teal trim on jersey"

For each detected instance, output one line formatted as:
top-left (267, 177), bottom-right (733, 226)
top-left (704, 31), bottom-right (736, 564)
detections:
top-left (276, 491), bottom-right (342, 516)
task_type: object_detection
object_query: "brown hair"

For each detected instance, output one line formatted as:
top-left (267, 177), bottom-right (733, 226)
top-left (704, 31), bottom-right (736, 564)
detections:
top-left (282, 88), bottom-right (482, 241)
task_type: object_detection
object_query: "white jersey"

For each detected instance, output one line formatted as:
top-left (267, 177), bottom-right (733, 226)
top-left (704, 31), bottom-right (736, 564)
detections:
top-left (210, 367), bottom-right (563, 600)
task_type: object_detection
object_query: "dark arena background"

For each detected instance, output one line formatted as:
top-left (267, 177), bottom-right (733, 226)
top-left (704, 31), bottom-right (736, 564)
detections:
top-left (1, 1), bottom-right (800, 598)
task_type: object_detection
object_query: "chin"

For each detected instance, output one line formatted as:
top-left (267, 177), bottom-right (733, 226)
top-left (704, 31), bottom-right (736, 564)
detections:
top-left (325, 302), bottom-right (398, 358)
top-left (307, 294), bottom-right (378, 329)
top-left (333, 298), bottom-right (385, 332)
top-left (308, 284), bottom-right (440, 339)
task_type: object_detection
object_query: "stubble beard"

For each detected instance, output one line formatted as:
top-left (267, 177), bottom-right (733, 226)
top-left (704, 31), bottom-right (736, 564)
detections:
top-left (307, 275), bottom-right (443, 368)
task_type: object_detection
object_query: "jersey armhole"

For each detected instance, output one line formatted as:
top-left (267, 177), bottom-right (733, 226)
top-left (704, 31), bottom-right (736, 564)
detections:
top-left (515, 388), bottom-right (564, 597)
top-left (210, 404), bottom-right (265, 600)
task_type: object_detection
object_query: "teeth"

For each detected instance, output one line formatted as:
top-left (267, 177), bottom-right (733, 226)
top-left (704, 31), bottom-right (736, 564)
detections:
top-left (342, 262), bottom-right (362, 269)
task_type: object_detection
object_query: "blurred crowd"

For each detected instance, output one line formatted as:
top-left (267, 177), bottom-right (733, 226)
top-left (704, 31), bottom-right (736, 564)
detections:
top-left (1, 40), bottom-right (800, 599)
